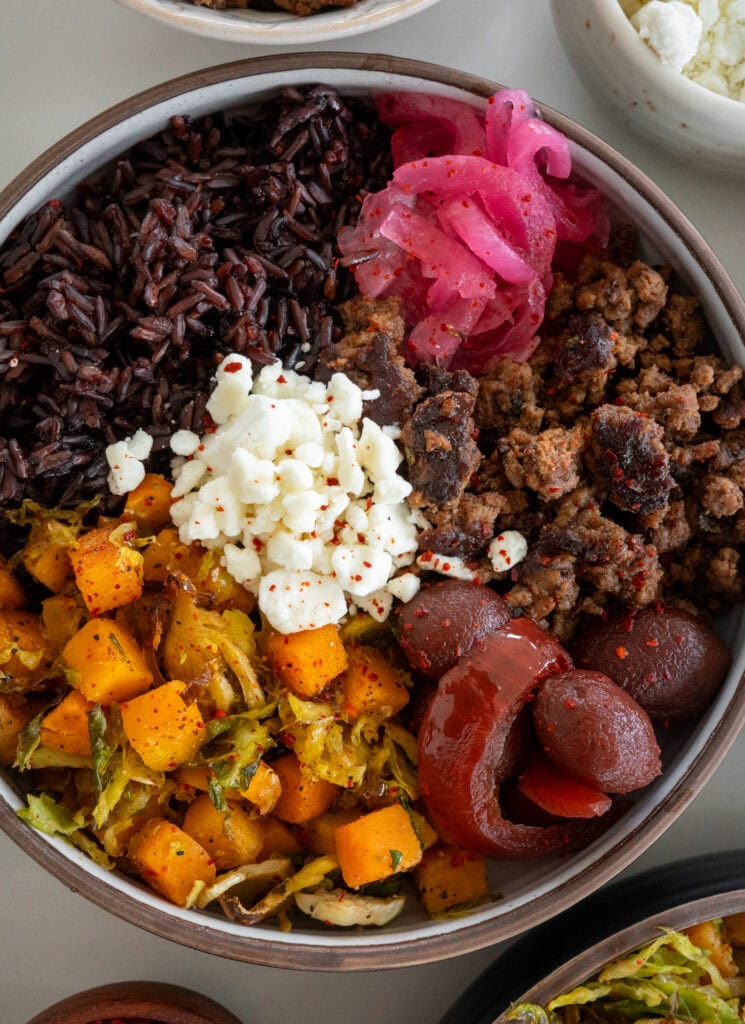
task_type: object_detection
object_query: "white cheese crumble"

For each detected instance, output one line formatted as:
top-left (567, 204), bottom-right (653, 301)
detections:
top-left (169, 354), bottom-right (425, 634)
top-left (105, 429), bottom-right (153, 496)
top-left (631, 1), bottom-right (703, 71)
top-left (488, 531), bottom-right (528, 574)
top-left (625, 0), bottom-right (745, 99)
top-left (416, 551), bottom-right (479, 582)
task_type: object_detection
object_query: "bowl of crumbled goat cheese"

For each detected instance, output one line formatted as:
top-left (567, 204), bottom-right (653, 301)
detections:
top-left (551, 0), bottom-right (745, 174)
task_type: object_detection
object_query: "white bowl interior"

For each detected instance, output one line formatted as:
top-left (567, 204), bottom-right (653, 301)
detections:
top-left (1, 63), bottom-right (744, 958)
top-left (116, 0), bottom-right (443, 45)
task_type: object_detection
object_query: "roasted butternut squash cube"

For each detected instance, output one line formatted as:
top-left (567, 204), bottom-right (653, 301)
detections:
top-left (340, 645), bottom-right (409, 720)
top-left (41, 595), bottom-right (85, 654)
top-left (0, 557), bottom-right (25, 611)
top-left (272, 753), bottom-right (338, 824)
top-left (182, 793), bottom-right (263, 871)
top-left (303, 808), bottom-right (361, 857)
top-left (71, 527), bottom-right (144, 616)
top-left (39, 691), bottom-right (94, 758)
top-left (23, 520), bottom-right (74, 593)
top-left (0, 695), bottom-right (35, 766)
top-left (684, 920), bottom-right (738, 978)
top-left (124, 474), bottom-right (173, 533)
top-left (0, 611), bottom-right (55, 686)
top-left (142, 528), bottom-right (204, 585)
top-left (415, 845), bottom-right (488, 914)
top-left (266, 624), bottom-right (347, 698)
top-left (335, 804), bottom-right (422, 889)
top-left (63, 619), bottom-right (153, 706)
top-left (120, 681), bottom-right (205, 771)
top-left (239, 760), bottom-right (281, 816)
top-left (128, 817), bottom-right (216, 906)
top-left (256, 816), bottom-right (302, 860)
top-left (173, 765), bottom-right (212, 794)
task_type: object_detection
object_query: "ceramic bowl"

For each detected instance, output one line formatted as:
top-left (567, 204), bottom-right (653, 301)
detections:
top-left (1, 52), bottom-right (745, 971)
top-left (115, 0), bottom-right (443, 45)
top-left (25, 981), bottom-right (242, 1024)
top-left (441, 850), bottom-right (745, 1024)
top-left (550, 0), bottom-right (745, 175)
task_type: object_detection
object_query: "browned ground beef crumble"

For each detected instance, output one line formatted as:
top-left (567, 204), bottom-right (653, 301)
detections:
top-left (332, 237), bottom-right (745, 641)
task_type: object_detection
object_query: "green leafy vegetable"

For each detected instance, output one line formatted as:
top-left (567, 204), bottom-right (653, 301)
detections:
top-left (18, 793), bottom-right (112, 869)
top-left (88, 704), bottom-right (114, 795)
top-left (14, 707), bottom-right (46, 771)
top-left (390, 849), bottom-right (403, 871)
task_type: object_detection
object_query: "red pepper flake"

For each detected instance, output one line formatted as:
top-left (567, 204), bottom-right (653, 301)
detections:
top-left (276, 374), bottom-right (288, 383)
top-left (615, 646), bottom-right (628, 659)
top-left (223, 361), bottom-right (243, 374)
top-left (645, 638), bottom-right (659, 647)
top-left (326, 476), bottom-right (340, 486)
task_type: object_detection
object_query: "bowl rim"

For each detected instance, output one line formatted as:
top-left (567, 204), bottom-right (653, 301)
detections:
top-left (1, 50), bottom-right (745, 972)
top-left (441, 849), bottom-right (745, 1024)
top-left (24, 980), bottom-right (243, 1024)
top-left (114, 0), bottom-right (444, 46)
top-left (562, 0), bottom-right (745, 116)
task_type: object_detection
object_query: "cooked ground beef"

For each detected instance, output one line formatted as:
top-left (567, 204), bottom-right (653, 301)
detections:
top-left (332, 234), bottom-right (745, 639)
top-left (316, 296), bottom-right (422, 425)
top-left (192, 0), bottom-right (357, 14)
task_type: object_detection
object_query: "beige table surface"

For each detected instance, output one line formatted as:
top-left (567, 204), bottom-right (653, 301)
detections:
top-left (1, 1), bottom-right (744, 1021)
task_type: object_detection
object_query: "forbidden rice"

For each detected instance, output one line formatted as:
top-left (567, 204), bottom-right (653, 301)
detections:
top-left (0, 85), bottom-right (392, 516)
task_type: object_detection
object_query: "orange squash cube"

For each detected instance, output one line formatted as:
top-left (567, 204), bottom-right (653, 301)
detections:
top-left (71, 527), bottom-right (144, 616)
top-left (128, 818), bottom-right (216, 906)
top-left (256, 816), bottom-right (302, 860)
top-left (0, 557), bottom-right (25, 611)
top-left (41, 595), bottom-right (85, 654)
top-left (272, 753), bottom-right (338, 824)
top-left (124, 474), bottom-right (173, 533)
top-left (63, 619), bottom-right (153, 706)
top-left (0, 611), bottom-right (55, 686)
top-left (266, 624), bottom-right (348, 698)
top-left (22, 520), bottom-right (74, 593)
top-left (142, 528), bottom-right (204, 585)
top-left (182, 794), bottom-right (263, 871)
top-left (335, 804), bottom-right (422, 889)
top-left (303, 809), bottom-right (361, 857)
top-left (39, 691), bottom-right (94, 758)
top-left (340, 645), bottom-right (409, 720)
top-left (239, 760), bottom-right (282, 816)
top-left (0, 695), bottom-right (35, 766)
top-left (120, 681), bottom-right (205, 772)
top-left (415, 845), bottom-right (489, 914)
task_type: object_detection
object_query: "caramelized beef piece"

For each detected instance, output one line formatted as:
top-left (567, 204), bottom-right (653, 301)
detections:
top-left (555, 312), bottom-right (616, 383)
top-left (417, 492), bottom-right (505, 559)
top-left (340, 295), bottom-right (405, 340)
top-left (590, 405), bottom-right (674, 515)
top-left (402, 390), bottom-right (481, 508)
top-left (416, 364), bottom-right (479, 400)
top-left (316, 331), bottom-right (422, 426)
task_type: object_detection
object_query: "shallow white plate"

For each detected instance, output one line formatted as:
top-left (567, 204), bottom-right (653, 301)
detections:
top-left (116, 0), bottom-right (443, 45)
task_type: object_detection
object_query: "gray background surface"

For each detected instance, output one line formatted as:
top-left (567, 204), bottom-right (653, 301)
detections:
top-left (0, 1), bottom-right (744, 1021)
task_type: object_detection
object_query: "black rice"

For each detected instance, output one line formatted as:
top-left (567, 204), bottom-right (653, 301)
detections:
top-left (0, 85), bottom-right (392, 516)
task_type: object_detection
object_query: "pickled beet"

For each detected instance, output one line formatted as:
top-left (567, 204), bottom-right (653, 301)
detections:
top-left (533, 669), bottom-right (661, 793)
top-left (395, 580), bottom-right (511, 679)
top-left (573, 605), bottom-right (732, 723)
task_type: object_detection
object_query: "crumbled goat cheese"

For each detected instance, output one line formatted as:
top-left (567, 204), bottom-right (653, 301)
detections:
top-left (416, 551), bottom-right (479, 582)
top-left (169, 355), bottom-right (425, 633)
top-left (626, 0), bottom-right (745, 99)
top-left (631, 1), bottom-right (703, 71)
top-left (105, 429), bottom-right (153, 496)
top-left (488, 531), bottom-right (528, 574)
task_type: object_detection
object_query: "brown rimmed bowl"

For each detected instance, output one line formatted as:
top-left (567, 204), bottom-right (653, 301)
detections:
top-left (25, 981), bottom-right (242, 1024)
top-left (440, 849), bottom-right (745, 1024)
top-left (1, 52), bottom-right (745, 972)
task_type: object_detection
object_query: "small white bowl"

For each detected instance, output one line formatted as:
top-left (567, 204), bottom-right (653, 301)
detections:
top-left (115, 0), bottom-right (443, 45)
top-left (550, 0), bottom-right (745, 176)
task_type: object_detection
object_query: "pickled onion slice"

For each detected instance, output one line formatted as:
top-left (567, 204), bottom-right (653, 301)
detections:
top-left (339, 89), bottom-right (608, 370)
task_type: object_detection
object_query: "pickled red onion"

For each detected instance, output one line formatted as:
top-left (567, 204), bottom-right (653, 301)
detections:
top-left (338, 89), bottom-right (608, 370)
